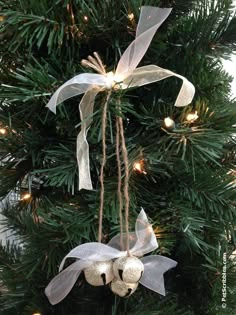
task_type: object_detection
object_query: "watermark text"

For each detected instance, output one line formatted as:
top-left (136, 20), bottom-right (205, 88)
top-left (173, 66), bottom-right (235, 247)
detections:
top-left (221, 252), bottom-right (227, 309)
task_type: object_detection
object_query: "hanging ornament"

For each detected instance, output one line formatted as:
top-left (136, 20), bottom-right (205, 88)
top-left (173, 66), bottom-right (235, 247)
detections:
top-left (45, 210), bottom-right (177, 305)
top-left (84, 260), bottom-right (114, 286)
top-left (44, 5), bottom-right (182, 307)
top-left (45, 6), bottom-right (195, 191)
top-left (110, 278), bottom-right (138, 297)
top-left (113, 256), bottom-right (144, 283)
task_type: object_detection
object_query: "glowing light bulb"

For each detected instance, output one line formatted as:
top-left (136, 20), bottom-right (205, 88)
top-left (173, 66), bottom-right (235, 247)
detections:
top-left (0, 128), bottom-right (6, 135)
top-left (164, 117), bottom-right (175, 130)
top-left (133, 162), bottom-right (142, 172)
top-left (21, 193), bottom-right (31, 200)
top-left (105, 71), bottom-right (115, 88)
top-left (83, 15), bottom-right (88, 22)
top-left (32, 313), bottom-right (41, 315)
top-left (105, 72), bottom-right (124, 89)
top-left (186, 111), bottom-right (198, 122)
top-left (133, 160), bottom-right (147, 174)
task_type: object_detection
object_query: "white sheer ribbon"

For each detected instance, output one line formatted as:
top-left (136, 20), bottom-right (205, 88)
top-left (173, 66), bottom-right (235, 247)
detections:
top-left (45, 209), bottom-right (177, 305)
top-left (46, 6), bottom-right (195, 190)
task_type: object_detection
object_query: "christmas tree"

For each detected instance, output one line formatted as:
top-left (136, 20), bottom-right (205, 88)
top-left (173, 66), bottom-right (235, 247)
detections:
top-left (0, 0), bottom-right (236, 314)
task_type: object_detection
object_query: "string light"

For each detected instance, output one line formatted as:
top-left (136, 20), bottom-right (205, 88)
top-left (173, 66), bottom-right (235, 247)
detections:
top-left (83, 15), bottom-right (89, 22)
top-left (133, 160), bottom-right (147, 174)
top-left (128, 13), bottom-right (134, 21)
top-left (21, 193), bottom-right (31, 201)
top-left (186, 111), bottom-right (198, 123)
top-left (105, 71), bottom-right (124, 89)
top-left (163, 117), bottom-right (175, 130)
top-left (0, 128), bottom-right (6, 135)
top-left (32, 313), bottom-right (41, 315)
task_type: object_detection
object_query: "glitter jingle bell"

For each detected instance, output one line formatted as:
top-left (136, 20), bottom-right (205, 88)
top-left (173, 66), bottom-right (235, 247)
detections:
top-left (111, 278), bottom-right (138, 297)
top-left (113, 256), bottom-right (144, 283)
top-left (84, 261), bottom-right (114, 286)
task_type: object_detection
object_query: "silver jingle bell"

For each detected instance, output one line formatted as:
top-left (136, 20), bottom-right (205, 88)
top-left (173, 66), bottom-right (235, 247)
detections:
top-left (111, 278), bottom-right (138, 297)
top-left (113, 256), bottom-right (144, 283)
top-left (84, 260), bottom-right (114, 286)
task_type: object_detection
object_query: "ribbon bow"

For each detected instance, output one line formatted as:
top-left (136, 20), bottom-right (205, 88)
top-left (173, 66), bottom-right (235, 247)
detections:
top-left (45, 209), bottom-right (177, 305)
top-left (46, 6), bottom-right (195, 190)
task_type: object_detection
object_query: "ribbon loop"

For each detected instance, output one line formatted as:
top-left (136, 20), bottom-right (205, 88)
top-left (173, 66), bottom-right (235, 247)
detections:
top-left (123, 65), bottom-right (195, 107)
top-left (116, 7), bottom-right (172, 75)
top-left (59, 209), bottom-right (158, 271)
top-left (130, 209), bottom-right (158, 256)
top-left (59, 243), bottom-right (122, 272)
top-left (46, 73), bottom-right (106, 114)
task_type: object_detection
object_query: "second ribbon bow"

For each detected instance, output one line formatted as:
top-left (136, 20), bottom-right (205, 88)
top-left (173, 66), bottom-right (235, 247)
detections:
top-left (46, 6), bottom-right (195, 190)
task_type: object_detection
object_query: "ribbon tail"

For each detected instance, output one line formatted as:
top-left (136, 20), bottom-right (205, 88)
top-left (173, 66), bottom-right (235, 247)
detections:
top-left (123, 65), bottom-right (195, 107)
top-left (77, 89), bottom-right (100, 190)
top-left (45, 260), bottom-right (93, 305)
top-left (140, 255), bottom-right (177, 296)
